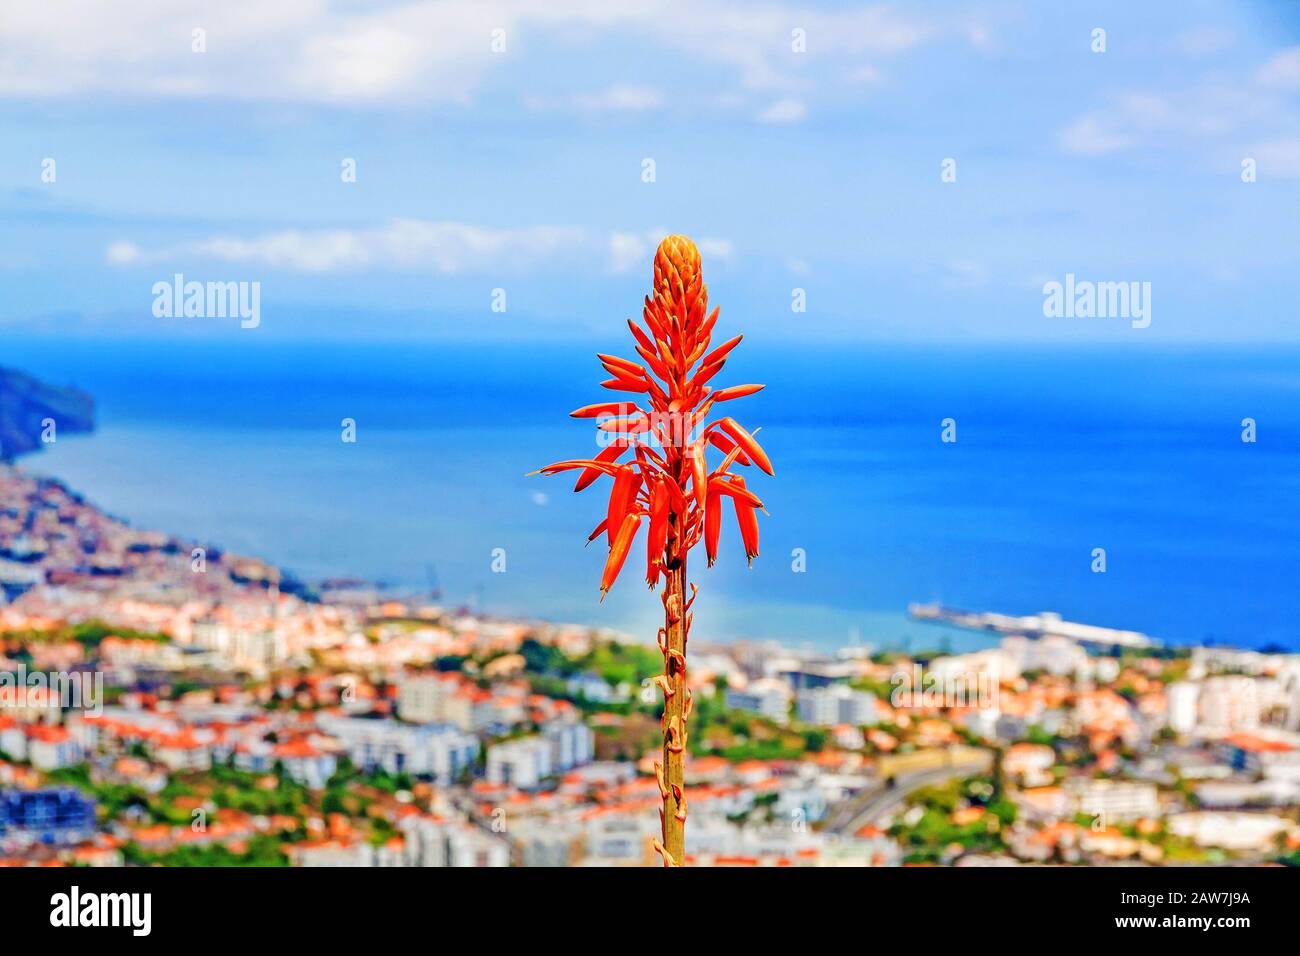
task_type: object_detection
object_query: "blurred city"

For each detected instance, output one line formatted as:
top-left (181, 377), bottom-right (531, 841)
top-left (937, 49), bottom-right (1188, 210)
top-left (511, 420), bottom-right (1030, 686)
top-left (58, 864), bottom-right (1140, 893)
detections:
top-left (3, 463), bottom-right (1298, 868)
top-left (3, 0), bottom-right (1300, 898)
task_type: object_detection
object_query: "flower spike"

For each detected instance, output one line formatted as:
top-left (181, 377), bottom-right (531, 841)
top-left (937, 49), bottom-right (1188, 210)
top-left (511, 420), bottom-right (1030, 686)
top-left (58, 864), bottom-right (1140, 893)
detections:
top-left (534, 235), bottom-right (772, 866)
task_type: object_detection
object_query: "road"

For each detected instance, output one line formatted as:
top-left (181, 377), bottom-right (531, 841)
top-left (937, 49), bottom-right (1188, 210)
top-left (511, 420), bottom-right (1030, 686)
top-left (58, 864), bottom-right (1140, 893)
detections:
top-left (824, 752), bottom-right (993, 836)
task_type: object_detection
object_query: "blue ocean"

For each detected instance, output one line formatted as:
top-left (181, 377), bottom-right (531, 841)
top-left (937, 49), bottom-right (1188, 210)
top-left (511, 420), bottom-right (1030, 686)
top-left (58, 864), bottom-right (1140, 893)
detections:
top-left (6, 338), bottom-right (1299, 652)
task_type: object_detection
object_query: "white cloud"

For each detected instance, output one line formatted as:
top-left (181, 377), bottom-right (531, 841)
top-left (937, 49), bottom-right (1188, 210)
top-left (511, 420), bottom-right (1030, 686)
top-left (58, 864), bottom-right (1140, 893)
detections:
top-left (108, 221), bottom-right (735, 274)
top-left (0, 0), bottom-right (958, 105)
top-left (106, 241), bottom-right (146, 266)
top-left (697, 238), bottom-right (736, 261)
top-left (845, 64), bottom-right (883, 86)
top-left (1246, 138), bottom-right (1300, 178)
top-left (608, 230), bottom-right (734, 275)
top-left (525, 84), bottom-right (664, 114)
top-left (654, 3), bottom-right (936, 92)
top-left (0, 0), bottom-right (500, 103)
top-left (609, 233), bottom-right (649, 275)
top-left (1058, 113), bottom-right (1136, 156)
top-left (1257, 47), bottom-right (1300, 89)
top-left (108, 221), bottom-right (583, 273)
top-left (1172, 28), bottom-right (1235, 58)
top-left (757, 97), bottom-right (807, 124)
top-left (1058, 69), bottom-right (1298, 158)
top-left (942, 259), bottom-right (988, 290)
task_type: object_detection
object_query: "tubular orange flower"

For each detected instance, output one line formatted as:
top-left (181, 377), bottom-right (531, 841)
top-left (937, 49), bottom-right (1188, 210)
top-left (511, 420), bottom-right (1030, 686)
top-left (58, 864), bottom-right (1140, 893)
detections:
top-left (573, 440), bottom-right (631, 492)
top-left (597, 415), bottom-right (649, 434)
top-left (689, 440), bottom-right (708, 512)
top-left (599, 353), bottom-right (644, 375)
top-left (704, 491), bottom-right (721, 567)
top-left (535, 234), bottom-right (773, 867)
top-left (532, 458), bottom-right (621, 478)
top-left (605, 465), bottom-right (641, 546)
top-left (570, 401), bottom-right (630, 418)
top-left (600, 512), bottom-right (641, 600)
top-left (714, 417), bottom-right (775, 476)
top-left (710, 476), bottom-right (765, 509)
top-left (706, 429), bottom-right (752, 467)
top-left (730, 475), bottom-right (760, 566)
top-left (711, 383), bottom-right (765, 403)
top-left (701, 333), bottom-right (742, 365)
top-left (646, 480), bottom-right (670, 587)
top-left (601, 377), bottom-right (649, 393)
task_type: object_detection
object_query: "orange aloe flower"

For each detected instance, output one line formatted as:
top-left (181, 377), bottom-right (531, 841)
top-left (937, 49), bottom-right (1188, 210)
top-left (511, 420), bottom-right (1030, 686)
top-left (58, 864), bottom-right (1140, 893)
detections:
top-left (534, 235), bottom-right (773, 865)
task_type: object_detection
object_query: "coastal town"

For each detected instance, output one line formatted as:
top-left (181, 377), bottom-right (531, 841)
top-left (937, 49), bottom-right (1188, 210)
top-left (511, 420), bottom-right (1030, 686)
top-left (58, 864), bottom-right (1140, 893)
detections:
top-left (2, 462), bottom-right (1299, 868)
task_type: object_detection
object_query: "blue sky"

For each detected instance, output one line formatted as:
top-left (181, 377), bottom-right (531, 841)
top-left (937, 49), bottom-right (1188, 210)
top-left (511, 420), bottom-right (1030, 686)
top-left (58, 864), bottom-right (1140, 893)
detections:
top-left (2, 0), bottom-right (1299, 343)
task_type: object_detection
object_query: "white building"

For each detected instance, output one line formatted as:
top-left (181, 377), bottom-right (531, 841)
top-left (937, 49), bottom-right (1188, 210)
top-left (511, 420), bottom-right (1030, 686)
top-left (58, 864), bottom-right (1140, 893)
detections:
top-left (487, 736), bottom-right (553, 789)
top-left (565, 673), bottom-right (615, 704)
top-left (153, 738), bottom-right (212, 772)
top-left (544, 721), bottom-right (594, 772)
top-left (290, 840), bottom-right (374, 867)
top-left (926, 649), bottom-right (1009, 686)
top-left (725, 678), bottom-right (792, 724)
top-left (1191, 646), bottom-right (1274, 677)
top-left (1198, 676), bottom-right (1260, 736)
top-left (1166, 811), bottom-right (1291, 852)
top-left (444, 823), bottom-right (511, 867)
top-left (191, 617), bottom-right (288, 675)
top-left (796, 685), bottom-right (877, 727)
top-left (396, 672), bottom-right (462, 724)
top-left (25, 727), bottom-right (83, 770)
top-left (584, 810), bottom-right (656, 864)
top-left (1001, 635), bottom-right (1087, 676)
top-left (510, 819), bottom-right (583, 867)
top-left (1194, 777), bottom-right (1300, 808)
top-left (485, 722), bottom-right (593, 790)
top-left (1217, 729), bottom-right (1300, 780)
top-left (0, 721), bottom-right (27, 760)
top-left (317, 714), bottom-right (476, 783)
top-left (1065, 778), bottom-right (1158, 822)
top-left (398, 815), bottom-right (510, 867)
top-left (234, 740), bottom-right (338, 789)
top-left (1166, 681), bottom-right (1199, 735)
top-left (1281, 661), bottom-right (1300, 731)
top-left (1003, 743), bottom-right (1056, 787)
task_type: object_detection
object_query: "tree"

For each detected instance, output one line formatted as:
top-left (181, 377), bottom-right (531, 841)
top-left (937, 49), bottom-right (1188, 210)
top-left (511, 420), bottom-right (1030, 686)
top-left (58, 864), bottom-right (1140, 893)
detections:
top-left (535, 236), bottom-right (773, 866)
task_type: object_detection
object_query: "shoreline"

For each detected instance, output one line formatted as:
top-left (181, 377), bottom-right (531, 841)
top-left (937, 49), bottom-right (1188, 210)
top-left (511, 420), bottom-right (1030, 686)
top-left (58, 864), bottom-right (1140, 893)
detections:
top-left (1, 457), bottom-right (1008, 656)
top-left (10, 338), bottom-right (1299, 654)
top-left (1, 456), bottom-right (1241, 659)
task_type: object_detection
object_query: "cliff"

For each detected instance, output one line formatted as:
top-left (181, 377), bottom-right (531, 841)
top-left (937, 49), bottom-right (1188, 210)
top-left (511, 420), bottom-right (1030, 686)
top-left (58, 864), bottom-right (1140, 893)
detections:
top-left (0, 368), bottom-right (95, 461)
